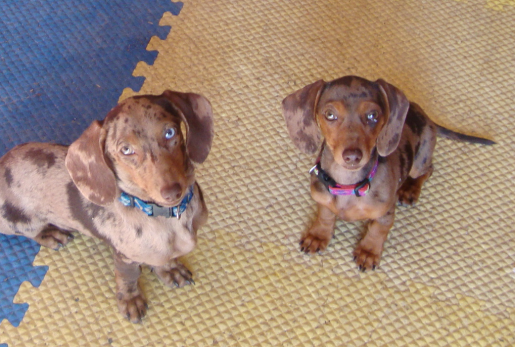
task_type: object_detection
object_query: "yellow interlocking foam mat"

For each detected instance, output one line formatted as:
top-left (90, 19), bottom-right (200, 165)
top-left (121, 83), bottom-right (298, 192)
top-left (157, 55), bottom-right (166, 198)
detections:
top-left (2, 0), bottom-right (515, 345)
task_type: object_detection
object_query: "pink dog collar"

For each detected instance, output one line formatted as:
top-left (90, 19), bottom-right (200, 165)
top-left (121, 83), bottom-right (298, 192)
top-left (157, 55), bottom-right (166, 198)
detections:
top-left (310, 158), bottom-right (379, 197)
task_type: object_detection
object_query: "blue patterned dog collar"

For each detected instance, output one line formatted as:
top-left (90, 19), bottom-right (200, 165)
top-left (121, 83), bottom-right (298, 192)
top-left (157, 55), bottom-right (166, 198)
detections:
top-left (119, 185), bottom-right (194, 219)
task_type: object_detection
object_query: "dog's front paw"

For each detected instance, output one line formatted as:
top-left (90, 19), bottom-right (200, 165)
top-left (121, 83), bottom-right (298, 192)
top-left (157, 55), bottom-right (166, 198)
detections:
top-left (116, 292), bottom-right (147, 323)
top-left (299, 226), bottom-right (333, 254)
top-left (154, 262), bottom-right (194, 288)
top-left (353, 239), bottom-right (383, 272)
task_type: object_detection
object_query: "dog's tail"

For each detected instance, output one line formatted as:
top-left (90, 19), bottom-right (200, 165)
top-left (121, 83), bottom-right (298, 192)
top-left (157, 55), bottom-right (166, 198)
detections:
top-left (436, 125), bottom-right (496, 145)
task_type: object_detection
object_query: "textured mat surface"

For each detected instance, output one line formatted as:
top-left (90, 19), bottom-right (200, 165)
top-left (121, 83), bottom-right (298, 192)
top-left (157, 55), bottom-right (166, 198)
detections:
top-left (1, 0), bottom-right (515, 346)
top-left (0, 0), bottom-right (182, 154)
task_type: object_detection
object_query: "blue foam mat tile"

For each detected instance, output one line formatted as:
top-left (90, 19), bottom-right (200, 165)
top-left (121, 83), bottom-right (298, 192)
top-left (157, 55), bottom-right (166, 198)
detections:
top-left (0, 234), bottom-right (48, 327)
top-left (0, 0), bottom-right (183, 156)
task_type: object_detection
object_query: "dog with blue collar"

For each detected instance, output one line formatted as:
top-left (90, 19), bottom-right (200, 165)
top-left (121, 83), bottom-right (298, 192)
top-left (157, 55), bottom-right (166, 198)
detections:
top-left (0, 90), bottom-right (213, 323)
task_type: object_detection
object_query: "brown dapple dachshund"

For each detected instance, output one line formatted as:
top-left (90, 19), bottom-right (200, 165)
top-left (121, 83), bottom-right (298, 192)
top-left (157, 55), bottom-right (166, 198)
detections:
top-left (282, 75), bottom-right (494, 271)
top-left (0, 90), bottom-right (213, 322)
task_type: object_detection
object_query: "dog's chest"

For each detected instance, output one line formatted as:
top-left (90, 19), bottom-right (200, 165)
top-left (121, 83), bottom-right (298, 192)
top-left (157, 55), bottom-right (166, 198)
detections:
top-left (312, 183), bottom-right (393, 221)
top-left (103, 209), bottom-right (197, 267)
top-left (333, 196), bottom-right (388, 221)
top-left (311, 160), bottom-right (398, 221)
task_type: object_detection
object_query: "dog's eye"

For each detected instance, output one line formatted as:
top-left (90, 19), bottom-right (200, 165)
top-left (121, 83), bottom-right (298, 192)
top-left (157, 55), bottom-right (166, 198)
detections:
top-left (121, 146), bottom-right (134, 155)
top-left (325, 111), bottom-right (337, 121)
top-left (366, 111), bottom-right (378, 123)
top-left (165, 128), bottom-right (176, 140)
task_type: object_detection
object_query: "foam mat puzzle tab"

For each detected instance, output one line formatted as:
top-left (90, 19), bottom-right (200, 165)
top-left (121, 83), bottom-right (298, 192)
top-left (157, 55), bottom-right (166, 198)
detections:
top-left (0, 234), bottom-right (48, 328)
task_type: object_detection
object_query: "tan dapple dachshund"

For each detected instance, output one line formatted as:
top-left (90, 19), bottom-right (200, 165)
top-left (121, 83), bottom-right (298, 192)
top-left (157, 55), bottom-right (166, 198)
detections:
top-left (282, 76), bottom-right (494, 271)
top-left (0, 90), bottom-right (213, 322)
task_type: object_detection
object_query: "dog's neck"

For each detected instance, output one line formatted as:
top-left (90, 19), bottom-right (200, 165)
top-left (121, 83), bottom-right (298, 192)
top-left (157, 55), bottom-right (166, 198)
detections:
top-left (319, 144), bottom-right (379, 186)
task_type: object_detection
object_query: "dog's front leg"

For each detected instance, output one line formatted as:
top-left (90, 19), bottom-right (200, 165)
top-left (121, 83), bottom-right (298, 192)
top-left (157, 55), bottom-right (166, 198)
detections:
top-left (353, 204), bottom-right (395, 271)
top-left (153, 259), bottom-right (195, 288)
top-left (300, 203), bottom-right (336, 254)
top-left (114, 252), bottom-right (147, 323)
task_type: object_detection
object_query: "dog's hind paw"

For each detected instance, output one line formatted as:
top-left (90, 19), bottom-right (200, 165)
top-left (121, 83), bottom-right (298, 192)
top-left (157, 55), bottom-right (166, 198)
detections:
top-left (397, 177), bottom-right (422, 206)
top-left (33, 225), bottom-right (74, 250)
top-left (154, 261), bottom-right (194, 288)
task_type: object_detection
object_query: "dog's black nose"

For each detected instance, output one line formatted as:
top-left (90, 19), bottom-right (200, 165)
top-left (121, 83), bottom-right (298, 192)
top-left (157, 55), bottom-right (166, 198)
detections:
top-left (161, 183), bottom-right (183, 202)
top-left (342, 148), bottom-right (363, 166)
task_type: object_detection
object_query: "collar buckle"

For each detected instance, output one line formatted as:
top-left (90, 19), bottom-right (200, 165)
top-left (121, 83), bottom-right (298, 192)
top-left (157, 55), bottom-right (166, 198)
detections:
top-left (128, 195), bottom-right (135, 207)
top-left (353, 179), bottom-right (370, 197)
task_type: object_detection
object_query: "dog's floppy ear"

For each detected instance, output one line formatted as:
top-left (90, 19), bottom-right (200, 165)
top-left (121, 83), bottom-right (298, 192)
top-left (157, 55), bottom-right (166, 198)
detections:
top-left (376, 79), bottom-right (410, 157)
top-left (162, 90), bottom-right (214, 164)
top-left (282, 80), bottom-right (325, 154)
top-left (66, 119), bottom-right (117, 206)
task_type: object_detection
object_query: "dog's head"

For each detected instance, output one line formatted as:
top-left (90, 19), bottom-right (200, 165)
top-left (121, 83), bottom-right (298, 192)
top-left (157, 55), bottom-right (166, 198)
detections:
top-left (66, 91), bottom-right (214, 207)
top-left (282, 76), bottom-right (409, 170)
